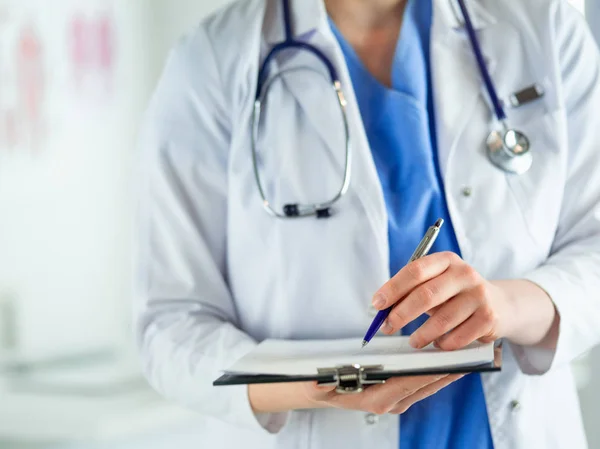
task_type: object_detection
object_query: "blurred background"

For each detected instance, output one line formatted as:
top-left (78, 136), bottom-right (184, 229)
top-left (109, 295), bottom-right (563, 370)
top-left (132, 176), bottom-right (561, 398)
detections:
top-left (0, 0), bottom-right (597, 448)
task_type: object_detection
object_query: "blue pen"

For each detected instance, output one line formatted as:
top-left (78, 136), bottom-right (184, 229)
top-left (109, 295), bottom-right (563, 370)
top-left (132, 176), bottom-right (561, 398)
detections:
top-left (361, 218), bottom-right (444, 348)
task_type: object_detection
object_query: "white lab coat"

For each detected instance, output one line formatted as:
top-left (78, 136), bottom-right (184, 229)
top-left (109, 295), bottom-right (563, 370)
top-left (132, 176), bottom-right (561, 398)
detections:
top-left (133, 0), bottom-right (600, 448)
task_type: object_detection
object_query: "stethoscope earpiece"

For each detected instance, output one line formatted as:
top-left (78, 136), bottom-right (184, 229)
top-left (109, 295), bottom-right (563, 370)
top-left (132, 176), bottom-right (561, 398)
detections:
top-left (486, 127), bottom-right (532, 175)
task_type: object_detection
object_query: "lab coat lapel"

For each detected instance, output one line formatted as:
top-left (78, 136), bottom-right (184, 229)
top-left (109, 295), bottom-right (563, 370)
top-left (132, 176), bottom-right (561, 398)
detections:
top-left (261, 0), bottom-right (390, 267)
top-left (431, 0), bottom-right (499, 179)
top-left (272, 39), bottom-right (346, 176)
top-left (262, 0), bottom-right (348, 176)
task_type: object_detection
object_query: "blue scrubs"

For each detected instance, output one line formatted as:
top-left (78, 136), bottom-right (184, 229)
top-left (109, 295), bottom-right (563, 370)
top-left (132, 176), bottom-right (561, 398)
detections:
top-left (329, 1), bottom-right (494, 448)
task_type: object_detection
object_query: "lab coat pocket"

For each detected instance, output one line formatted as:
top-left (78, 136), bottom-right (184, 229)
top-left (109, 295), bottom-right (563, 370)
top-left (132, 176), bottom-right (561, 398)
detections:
top-left (503, 108), bottom-right (567, 254)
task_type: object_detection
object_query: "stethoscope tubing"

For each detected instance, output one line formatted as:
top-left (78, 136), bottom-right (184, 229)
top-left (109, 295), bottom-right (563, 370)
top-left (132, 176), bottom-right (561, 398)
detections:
top-left (252, 0), bottom-right (532, 218)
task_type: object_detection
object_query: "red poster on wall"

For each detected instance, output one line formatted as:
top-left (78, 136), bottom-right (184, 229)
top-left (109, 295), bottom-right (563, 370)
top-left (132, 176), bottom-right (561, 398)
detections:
top-left (69, 11), bottom-right (116, 98)
top-left (0, 12), bottom-right (47, 154)
top-left (0, 6), bottom-right (118, 154)
top-left (16, 23), bottom-right (45, 152)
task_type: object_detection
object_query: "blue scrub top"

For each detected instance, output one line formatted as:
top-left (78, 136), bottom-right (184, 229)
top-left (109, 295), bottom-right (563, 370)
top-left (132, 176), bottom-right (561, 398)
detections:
top-left (329, 1), bottom-right (494, 447)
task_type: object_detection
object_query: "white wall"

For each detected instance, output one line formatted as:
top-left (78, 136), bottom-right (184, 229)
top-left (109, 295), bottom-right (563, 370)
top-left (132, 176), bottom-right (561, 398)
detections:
top-left (0, 0), bottom-right (229, 446)
top-left (0, 0), bottom-right (231, 361)
top-left (0, 0), bottom-right (151, 357)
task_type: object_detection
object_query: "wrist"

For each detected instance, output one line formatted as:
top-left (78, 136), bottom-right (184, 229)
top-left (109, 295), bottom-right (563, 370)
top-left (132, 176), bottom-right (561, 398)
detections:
top-left (248, 382), bottom-right (329, 414)
top-left (490, 279), bottom-right (558, 348)
top-left (489, 280), bottom-right (520, 341)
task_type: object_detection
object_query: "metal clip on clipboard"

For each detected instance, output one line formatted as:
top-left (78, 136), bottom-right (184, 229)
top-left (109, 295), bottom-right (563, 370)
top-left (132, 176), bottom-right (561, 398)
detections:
top-left (317, 364), bottom-right (385, 394)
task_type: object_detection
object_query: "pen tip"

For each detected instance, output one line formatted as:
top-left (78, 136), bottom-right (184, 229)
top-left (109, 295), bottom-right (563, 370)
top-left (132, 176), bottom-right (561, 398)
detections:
top-left (361, 340), bottom-right (368, 349)
top-left (434, 218), bottom-right (444, 228)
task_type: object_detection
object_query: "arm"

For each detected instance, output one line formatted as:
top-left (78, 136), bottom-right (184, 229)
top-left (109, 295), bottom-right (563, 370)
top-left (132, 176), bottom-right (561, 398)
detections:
top-left (489, 280), bottom-right (558, 351)
top-left (133, 26), bottom-right (287, 433)
top-left (512, 1), bottom-right (600, 374)
top-left (371, 2), bottom-right (600, 375)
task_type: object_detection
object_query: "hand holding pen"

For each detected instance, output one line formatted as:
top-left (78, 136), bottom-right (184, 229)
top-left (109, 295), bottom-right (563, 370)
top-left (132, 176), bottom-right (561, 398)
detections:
top-left (362, 219), bottom-right (444, 348)
top-left (364, 219), bottom-right (513, 352)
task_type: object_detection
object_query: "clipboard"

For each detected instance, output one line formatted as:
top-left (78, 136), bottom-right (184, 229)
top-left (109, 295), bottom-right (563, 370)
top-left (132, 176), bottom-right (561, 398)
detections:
top-left (213, 339), bottom-right (502, 394)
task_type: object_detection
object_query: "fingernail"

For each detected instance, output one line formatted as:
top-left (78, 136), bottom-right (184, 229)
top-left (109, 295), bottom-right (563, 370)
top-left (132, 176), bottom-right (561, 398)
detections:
top-left (372, 294), bottom-right (386, 309)
top-left (408, 334), bottom-right (420, 348)
top-left (382, 321), bottom-right (393, 333)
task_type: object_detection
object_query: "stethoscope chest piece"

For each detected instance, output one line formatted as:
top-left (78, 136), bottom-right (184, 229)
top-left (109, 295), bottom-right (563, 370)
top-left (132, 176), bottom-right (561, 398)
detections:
top-left (486, 127), bottom-right (532, 175)
top-left (454, 0), bottom-right (533, 176)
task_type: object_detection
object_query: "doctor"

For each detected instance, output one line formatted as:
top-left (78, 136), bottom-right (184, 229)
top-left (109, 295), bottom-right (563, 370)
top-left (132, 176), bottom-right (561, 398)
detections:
top-left (133, 0), bottom-right (600, 448)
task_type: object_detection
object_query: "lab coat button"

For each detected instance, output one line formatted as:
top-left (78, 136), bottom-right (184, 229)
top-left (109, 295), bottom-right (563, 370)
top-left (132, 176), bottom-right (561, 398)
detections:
top-left (510, 400), bottom-right (521, 411)
top-left (365, 413), bottom-right (379, 425)
top-left (461, 186), bottom-right (473, 197)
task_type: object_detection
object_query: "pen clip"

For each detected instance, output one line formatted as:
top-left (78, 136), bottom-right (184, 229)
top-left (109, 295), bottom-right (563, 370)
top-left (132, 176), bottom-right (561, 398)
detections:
top-left (409, 221), bottom-right (443, 262)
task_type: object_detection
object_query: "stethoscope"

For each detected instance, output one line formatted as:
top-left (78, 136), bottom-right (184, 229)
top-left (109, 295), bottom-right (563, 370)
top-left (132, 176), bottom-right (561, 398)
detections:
top-left (251, 0), bottom-right (532, 219)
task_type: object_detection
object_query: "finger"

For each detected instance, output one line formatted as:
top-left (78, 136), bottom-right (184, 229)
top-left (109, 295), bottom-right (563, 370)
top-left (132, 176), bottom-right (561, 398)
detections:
top-left (408, 293), bottom-right (479, 349)
top-left (372, 252), bottom-right (460, 311)
top-left (384, 265), bottom-right (479, 334)
top-left (388, 374), bottom-right (465, 414)
top-left (425, 304), bottom-right (442, 316)
top-left (436, 307), bottom-right (498, 351)
top-left (360, 375), bottom-right (447, 415)
top-left (327, 375), bottom-right (445, 414)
